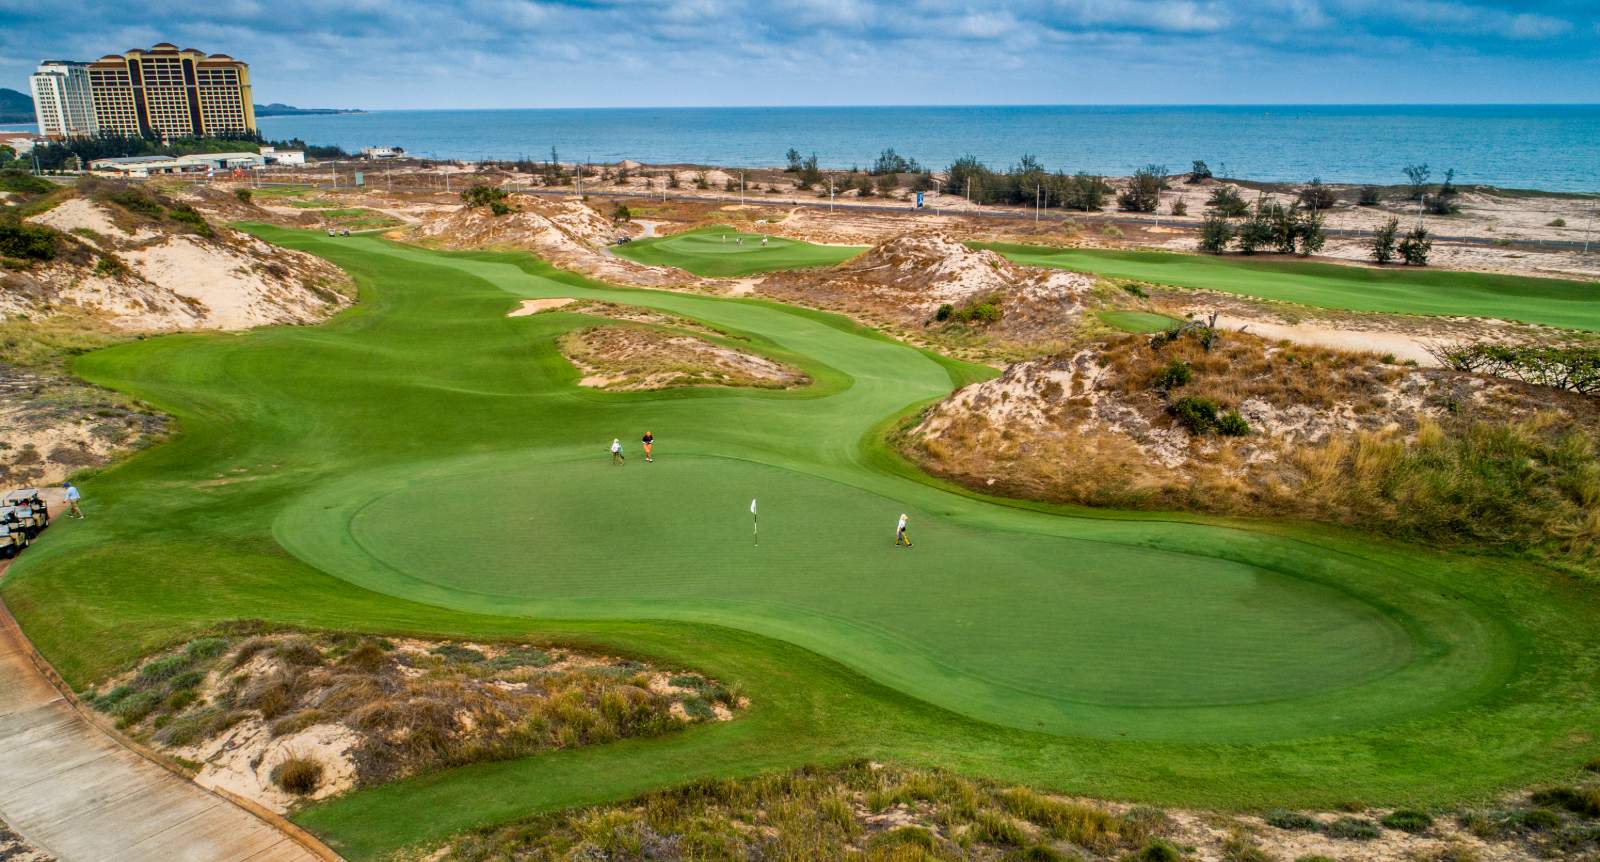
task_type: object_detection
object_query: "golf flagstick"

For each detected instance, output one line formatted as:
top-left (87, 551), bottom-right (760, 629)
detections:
top-left (750, 498), bottom-right (758, 546)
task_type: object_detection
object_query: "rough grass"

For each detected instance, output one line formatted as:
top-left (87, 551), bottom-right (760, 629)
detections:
top-left (428, 762), bottom-right (1166, 862)
top-left (272, 754), bottom-right (325, 795)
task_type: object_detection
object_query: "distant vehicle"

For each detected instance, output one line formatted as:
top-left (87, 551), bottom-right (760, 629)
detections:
top-left (614, 236), bottom-right (632, 245)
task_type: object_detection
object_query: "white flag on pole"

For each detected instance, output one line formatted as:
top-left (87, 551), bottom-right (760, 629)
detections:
top-left (750, 498), bottom-right (758, 515)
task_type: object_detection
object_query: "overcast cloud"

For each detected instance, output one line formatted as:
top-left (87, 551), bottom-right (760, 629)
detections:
top-left (1, 0), bottom-right (1594, 107)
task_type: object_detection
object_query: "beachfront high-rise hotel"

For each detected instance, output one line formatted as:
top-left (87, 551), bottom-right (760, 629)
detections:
top-left (32, 44), bottom-right (257, 139)
top-left (29, 61), bottom-right (97, 138)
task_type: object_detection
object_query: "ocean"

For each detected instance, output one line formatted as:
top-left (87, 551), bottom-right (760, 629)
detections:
top-left (13, 105), bottom-right (1599, 191)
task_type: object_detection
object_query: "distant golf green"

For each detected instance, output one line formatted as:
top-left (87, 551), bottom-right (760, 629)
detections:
top-left (6, 228), bottom-right (1598, 860)
top-left (1098, 309), bottom-right (1182, 333)
top-left (982, 243), bottom-right (1600, 331)
top-left (614, 224), bottom-right (865, 276)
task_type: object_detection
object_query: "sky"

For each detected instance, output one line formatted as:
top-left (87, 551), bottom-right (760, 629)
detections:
top-left (1, 0), bottom-right (1597, 109)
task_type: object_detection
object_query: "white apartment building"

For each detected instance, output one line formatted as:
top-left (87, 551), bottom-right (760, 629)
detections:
top-left (260, 146), bottom-right (305, 166)
top-left (29, 61), bottom-right (98, 138)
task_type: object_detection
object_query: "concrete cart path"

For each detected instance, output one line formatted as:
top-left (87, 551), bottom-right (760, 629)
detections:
top-left (0, 564), bottom-right (325, 861)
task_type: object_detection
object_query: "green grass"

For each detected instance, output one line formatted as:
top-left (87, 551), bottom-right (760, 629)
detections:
top-left (980, 243), bottom-right (1600, 331)
top-left (1097, 310), bottom-right (1183, 333)
top-left (612, 224), bottom-right (865, 276)
top-left (4, 227), bottom-right (1600, 859)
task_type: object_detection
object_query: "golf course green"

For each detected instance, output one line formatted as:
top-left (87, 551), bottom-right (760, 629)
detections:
top-left (983, 242), bottom-right (1600, 331)
top-left (4, 227), bottom-right (1598, 859)
top-left (613, 225), bottom-right (865, 276)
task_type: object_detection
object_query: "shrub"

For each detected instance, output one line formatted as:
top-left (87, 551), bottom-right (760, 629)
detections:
top-left (1398, 226), bottom-right (1432, 266)
top-left (1216, 410), bottom-right (1250, 437)
top-left (432, 643), bottom-right (487, 663)
top-left (1370, 217), bottom-right (1400, 265)
top-left (0, 220), bottom-right (58, 261)
top-left (94, 253), bottom-right (128, 277)
top-left (1221, 832), bottom-right (1274, 862)
top-left (164, 688), bottom-right (198, 711)
top-left (1198, 213), bottom-right (1235, 253)
top-left (1207, 185), bottom-right (1249, 217)
top-left (460, 184), bottom-right (510, 212)
top-left (138, 655), bottom-right (191, 683)
top-left (1549, 217), bottom-right (1567, 227)
top-left (273, 638), bottom-right (323, 666)
top-left (1403, 164), bottom-right (1431, 200)
top-left (1298, 178), bottom-right (1336, 211)
top-left (234, 188), bottom-right (252, 204)
top-left (934, 303), bottom-right (954, 322)
top-left (1063, 173), bottom-right (1109, 211)
top-left (112, 689), bottom-right (163, 725)
top-left (1171, 396), bottom-right (1221, 435)
top-left (1139, 838), bottom-right (1182, 862)
top-left (168, 669), bottom-right (206, 691)
top-left (1381, 809), bottom-right (1434, 833)
top-left (1187, 160), bottom-right (1212, 183)
top-left (1531, 786), bottom-right (1600, 817)
top-left (1265, 810), bottom-right (1320, 831)
top-left (1169, 198), bottom-right (1188, 216)
top-left (337, 641), bottom-right (389, 672)
top-left (969, 810), bottom-right (1027, 846)
top-left (1324, 816), bottom-right (1380, 840)
top-left (0, 170), bottom-right (55, 194)
top-left (1118, 165), bottom-right (1165, 213)
top-left (185, 638), bottom-right (230, 661)
top-left (1152, 360), bottom-right (1192, 391)
top-left (104, 189), bottom-right (165, 219)
top-left (271, 754), bottom-right (323, 795)
top-left (166, 203), bottom-right (214, 237)
top-left (612, 203), bottom-right (631, 221)
top-left (1357, 186), bottom-right (1381, 206)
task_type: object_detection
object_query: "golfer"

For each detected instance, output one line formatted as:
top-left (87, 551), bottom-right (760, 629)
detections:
top-left (895, 513), bottom-right (912, 548)
top-left (641, 431), bottom-right (655, 462)
top-left (610, 438), bottom-right (625, 466)
top-left (63, 482), bottom-right (83, 519)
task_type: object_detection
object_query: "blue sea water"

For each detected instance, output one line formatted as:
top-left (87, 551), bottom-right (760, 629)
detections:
top-left (253, 105), bottom-right (1600, 192)
top-left (12, 105), bottom-right (1598, 191)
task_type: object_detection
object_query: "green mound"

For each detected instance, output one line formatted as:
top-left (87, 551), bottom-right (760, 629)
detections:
top-left (6, 227), bottom-right (1598, 859)
top-left (614, 225), bottom-right (865, 276)
top-left (982, 242), bottom-right (1600, 331)
top-left (1098, 310), bottom-right (1183, 333)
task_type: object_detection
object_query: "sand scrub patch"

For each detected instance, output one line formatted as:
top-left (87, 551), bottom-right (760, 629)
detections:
top-left (507, 297), bottom-right (575, 317)
top-left (560, 325), bottom-right (809, 391)
top-left (84, 630), bottom-right (744, 814)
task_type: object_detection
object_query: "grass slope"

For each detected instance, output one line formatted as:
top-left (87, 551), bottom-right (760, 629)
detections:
top-left (3, 228), bottom-right (1597, 859)
top-left (981, 243), bottom-right (1600, 331)
top-left (613, 224), bottom-right (865, 276)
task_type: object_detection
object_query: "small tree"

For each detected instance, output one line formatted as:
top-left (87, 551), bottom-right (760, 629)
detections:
top-left (1169, 198), bottom-right (1188, 216)
top-left (1187, 160), bottom-right (1212, 183)
top-left (1298, 211), bottom-right (1326, 256)
top-left (1357, 186), bottom-right (1381, 206)
top-left (612, 203), bottom-right (631, 221)
top-left (875, 173), bottom-right (899, 195)
top-left (667, 172), bottom-right (681, 189)
top-left (853, 173), bottom-right (876, 197)
top-left (1398, 226), bottom-right (1432, 266)
top-left (724, 177), bottom-right (738, 192)
top-left (1206, 185), bottom-right (1249, 217)
top-left (1236, 201), bottom-right (1275, 255)
top-left (909, 172), bottom-right (935, 192)
top-left (1118, 165), bottom-right (1163, 213)
top-left (797, 153), bottom-right (823, 189)
top-left (784, 148), bottom-right (803, 172)
top-left (1403, 164), bottom-right (1431, 200)
top-left (1298, 178), bottom-right (1335, 211)
top-left (1370, 217), bottom-right (1400, 264)
top-left (1198, 213), bottom-right (1235, 254)
top-left (461, 184), bottom-right (512, 215)
top-left (693, 172), bottom-right (710, 190)
top-left (1062, 173), bottom-right (1108, 211)
top-left (234, 188), bottom-right (253, 204)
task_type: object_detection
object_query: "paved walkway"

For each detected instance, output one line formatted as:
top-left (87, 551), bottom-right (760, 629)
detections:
top-left (0, 558), bottom-right (327, 861)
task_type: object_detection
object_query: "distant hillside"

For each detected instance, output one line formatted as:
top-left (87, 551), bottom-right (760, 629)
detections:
top-left (0, 88), bottom-right (34, 124)
top-left (254, 102), bottom-right (362, 117)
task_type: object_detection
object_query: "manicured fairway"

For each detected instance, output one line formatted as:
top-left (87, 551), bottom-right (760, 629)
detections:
top-left (613, 224), bottom-right (865, 276)
top-left (982, 242), bottom-right (1600, 331)
top-left (5, 228), bottom-right (1599, 859)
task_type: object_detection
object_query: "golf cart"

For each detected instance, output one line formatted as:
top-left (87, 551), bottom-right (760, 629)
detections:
top-left (1, 489), bottom-right (48, 537)
top-left (0, 508), bottom-right (29, 559)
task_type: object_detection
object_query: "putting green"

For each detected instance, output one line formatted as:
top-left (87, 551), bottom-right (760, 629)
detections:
top-left (614, 224), bottom-right (865, 276)
top-left (983, 242), bottom-right (1600, 331)
top-left (7, 226), bottom-right (1599, 857)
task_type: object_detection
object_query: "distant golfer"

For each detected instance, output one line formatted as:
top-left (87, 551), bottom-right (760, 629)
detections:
top-left (760, 236), bottom-right (769, 246)
top-left (641, 431), bottom-right (655, 462)
top-left (895, 513), bottom-right (911, 548)
top-left (63, 482), bottom-right (83, 519)
top-left (610, 438), bottom-right (625, 466)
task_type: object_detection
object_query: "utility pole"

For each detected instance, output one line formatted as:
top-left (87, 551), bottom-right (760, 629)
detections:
top-left (740, 171), bottom-right (745, 205)
top-left (829, 177), bottom-right (834, 211)
top-left (1035, 184), bottom-right (1040, 225)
